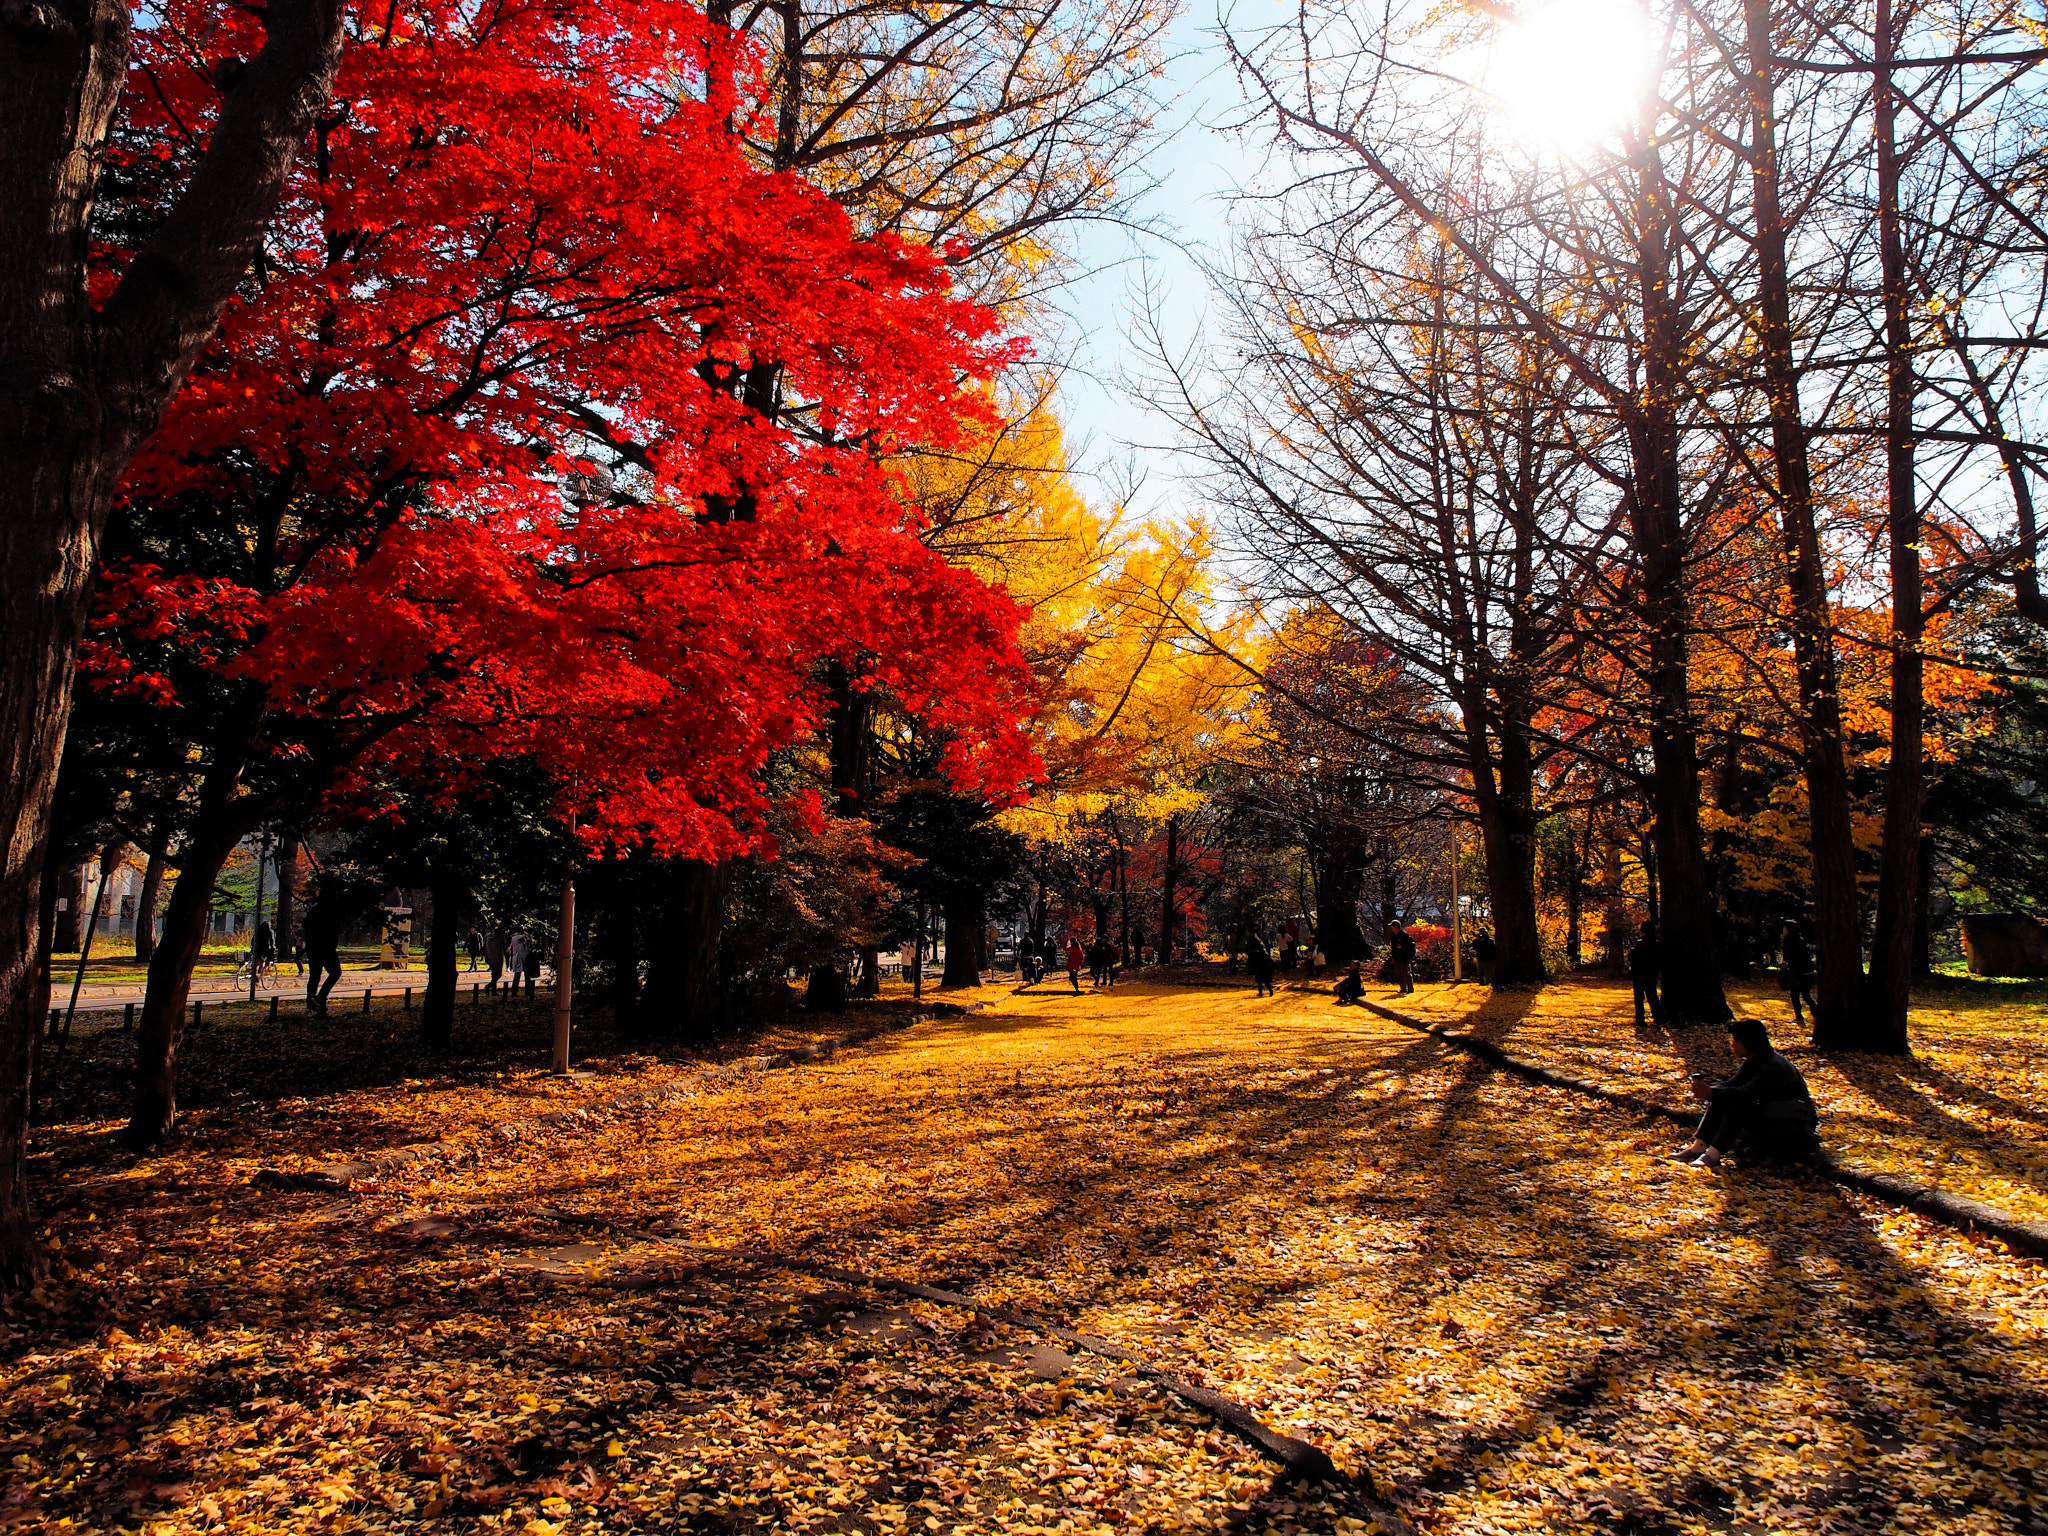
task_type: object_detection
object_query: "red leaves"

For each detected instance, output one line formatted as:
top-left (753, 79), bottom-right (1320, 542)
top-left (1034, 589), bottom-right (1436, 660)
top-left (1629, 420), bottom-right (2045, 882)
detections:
top-left (95, 0), bottom-right (1040, 852)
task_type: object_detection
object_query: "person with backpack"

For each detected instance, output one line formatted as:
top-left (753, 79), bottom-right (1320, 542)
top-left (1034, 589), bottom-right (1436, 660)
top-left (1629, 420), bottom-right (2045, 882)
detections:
top-left (1382, 921), bottom-right (1417, 995)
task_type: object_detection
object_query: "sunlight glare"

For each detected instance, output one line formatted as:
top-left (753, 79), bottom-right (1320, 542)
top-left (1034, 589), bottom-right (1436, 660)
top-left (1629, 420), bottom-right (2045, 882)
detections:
top-left (1485, 0), bottom-right (1652, 149)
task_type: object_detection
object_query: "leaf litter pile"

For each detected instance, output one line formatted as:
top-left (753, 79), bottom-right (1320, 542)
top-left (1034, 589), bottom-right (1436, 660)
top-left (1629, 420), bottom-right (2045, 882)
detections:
top-left (5, 981), bottom-right (2046, 1534)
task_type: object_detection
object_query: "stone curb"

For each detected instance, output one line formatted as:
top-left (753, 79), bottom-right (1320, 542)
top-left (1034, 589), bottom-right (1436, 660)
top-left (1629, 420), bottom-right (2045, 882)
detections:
top-left (252, 1001), bottom-right (1003, 1192)
top-left (1354, 998), bottom-right (2048, 1260)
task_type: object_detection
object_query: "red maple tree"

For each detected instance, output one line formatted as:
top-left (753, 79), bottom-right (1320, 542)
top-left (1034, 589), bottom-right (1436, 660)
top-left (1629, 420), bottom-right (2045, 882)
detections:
top-left (83, 0), bottom-right (1040, 1144)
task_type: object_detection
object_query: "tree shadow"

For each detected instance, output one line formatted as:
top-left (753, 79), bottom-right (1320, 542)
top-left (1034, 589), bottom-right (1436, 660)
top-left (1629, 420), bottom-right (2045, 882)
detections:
top-left (26, 994), bottom-right (2047, 1536)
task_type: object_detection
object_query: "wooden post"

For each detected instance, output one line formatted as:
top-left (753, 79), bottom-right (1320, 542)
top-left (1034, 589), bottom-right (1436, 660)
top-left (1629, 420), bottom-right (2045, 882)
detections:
top-left (552, 871), bottom-right (576, 1073)
top-left (363, 988), bottom-right (372, 1014)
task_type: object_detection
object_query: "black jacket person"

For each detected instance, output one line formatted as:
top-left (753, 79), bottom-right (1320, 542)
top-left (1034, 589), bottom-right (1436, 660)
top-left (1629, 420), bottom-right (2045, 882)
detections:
top-left (1675, 1018), bottom-right (1821, 1165)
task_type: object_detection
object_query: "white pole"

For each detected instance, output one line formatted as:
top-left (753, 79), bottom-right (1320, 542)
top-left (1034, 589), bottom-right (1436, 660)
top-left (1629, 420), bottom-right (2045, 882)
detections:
top-left (1451, 821), bottom-right (1463, 983)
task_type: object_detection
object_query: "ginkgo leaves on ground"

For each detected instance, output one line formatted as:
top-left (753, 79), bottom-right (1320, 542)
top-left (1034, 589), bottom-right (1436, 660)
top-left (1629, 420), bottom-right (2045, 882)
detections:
top-left (6, 980), bottom-right (2043, 1535)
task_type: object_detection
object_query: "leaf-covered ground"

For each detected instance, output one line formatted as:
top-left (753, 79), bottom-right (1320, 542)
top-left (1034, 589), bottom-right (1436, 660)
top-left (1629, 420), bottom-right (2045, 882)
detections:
top-left (6, 979), bottom-right (2046, 1534)
top-left (1375, 974), bottom-right (2048, 1224)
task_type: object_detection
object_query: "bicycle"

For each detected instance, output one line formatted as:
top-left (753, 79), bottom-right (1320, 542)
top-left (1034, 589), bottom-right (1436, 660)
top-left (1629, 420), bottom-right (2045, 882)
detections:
top-left (232, 955), bottom-right (280, 991)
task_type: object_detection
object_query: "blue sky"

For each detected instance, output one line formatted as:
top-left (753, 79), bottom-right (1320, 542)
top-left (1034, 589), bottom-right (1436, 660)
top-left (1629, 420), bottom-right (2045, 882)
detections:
top-left (1044, 3), bottom-right (1289, 520)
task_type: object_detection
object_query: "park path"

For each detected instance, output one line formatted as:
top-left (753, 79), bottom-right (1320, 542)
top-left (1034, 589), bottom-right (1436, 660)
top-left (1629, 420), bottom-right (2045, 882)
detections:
top-left (8, 981), bottom-right (2045, 1535)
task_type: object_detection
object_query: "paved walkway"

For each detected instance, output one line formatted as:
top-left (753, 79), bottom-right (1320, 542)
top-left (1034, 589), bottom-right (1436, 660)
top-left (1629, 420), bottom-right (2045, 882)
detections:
top-left (47, 965), bottom-right (518, 1013)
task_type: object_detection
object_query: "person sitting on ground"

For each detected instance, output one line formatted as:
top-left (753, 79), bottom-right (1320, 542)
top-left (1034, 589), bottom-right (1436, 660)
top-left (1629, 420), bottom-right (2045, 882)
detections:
top-left (1248, 938), bottom-right (1275, 997)
top-left (1672, 1017), bottom-right (1821, 1167)
top-left (1333, 961), bottom-right (1365, 1006)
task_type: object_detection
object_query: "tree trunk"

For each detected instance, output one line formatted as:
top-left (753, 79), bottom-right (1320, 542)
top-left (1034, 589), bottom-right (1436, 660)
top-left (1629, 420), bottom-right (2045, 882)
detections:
top-left (644, 859), bottom-right (729, 1041)
top-left (270, 834), bottom-right (299, 955)
top-left (1116, 833), bottom-right (1132, 959)
top-left (1627, 124), bottom-right (1729, 1024)
top-left (126, 828), bottom-right (242, 1148)
top-left (1, 0), bottom-right (352, 1286)
top-left (1743, 0), bottom-right (1862, 1041)
top-left (1467, 708), bottom-right (1548, 986)
top-left (1601, 819), bottom-right (1627, 974)
top-left (51, 864), bottom-right (86, 954)
top-left (853, 948), bottom-right (879, 998)
top-left (604, 873), bottom-right (644, 1035)
top-left (1313, 849), bottom-right (1368, 966)
top-left (1564, 835), bottom-right (1583, 972)
top-left (421, 870), bottom-right (460, 1049)
top-left (1857, 0), bottom-right (1921, 1057)
top-left (134, 845), bottom-right (166, 963)
top-left (805, 960), bottom-right (849, 1012)
top-left (941, 895), bottom-right (984, 988)
top-left (1159, 816), bottom-right (1181, 967)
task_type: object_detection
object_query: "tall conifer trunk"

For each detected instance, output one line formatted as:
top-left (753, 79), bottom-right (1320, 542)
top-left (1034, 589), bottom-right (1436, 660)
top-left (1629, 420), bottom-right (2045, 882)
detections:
top-left (1743, 0), bottom-right (1863, 1041)
top-left (1627, 121), bottom-right (1730, 1023)
top-left (1860, 0), bottom-right (1922, 1054)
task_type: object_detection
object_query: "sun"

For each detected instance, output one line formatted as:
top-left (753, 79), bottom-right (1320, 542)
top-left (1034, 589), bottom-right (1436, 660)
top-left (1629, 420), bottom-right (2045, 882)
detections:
top-left (1482, 0), bottom-right (1653, 149)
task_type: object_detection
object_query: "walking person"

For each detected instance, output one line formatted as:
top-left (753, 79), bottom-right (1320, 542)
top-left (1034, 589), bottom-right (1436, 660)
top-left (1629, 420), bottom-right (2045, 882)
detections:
top-left (303, 901), bottom-right (344, 1017)
top-left (523, 933), bottom-right (543, 995)
top-left (1383, 921), bottom-right (1416, 995)
top-left (507, 929), bottom-right (529, 988)
top-left (465, 926), bottom-right (482, 973)
top-left (484, 924), bottom-right (507, 992)
top-left (1472, 929), bottom-right (1497, 985)
top-left (1780, 921), bottom-right (1818, 1030)
top-left (1248, 936), bottom-right (1275, 997)
top-left (1629, 921), bottom-right (1662, 1028)
top-left (1065, 935), bottom-right (1086, 995)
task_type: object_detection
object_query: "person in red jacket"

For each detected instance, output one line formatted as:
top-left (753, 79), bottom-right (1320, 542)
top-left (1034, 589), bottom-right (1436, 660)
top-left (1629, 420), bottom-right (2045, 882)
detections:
top-left (1065, 936), bottom-right (1086, 994)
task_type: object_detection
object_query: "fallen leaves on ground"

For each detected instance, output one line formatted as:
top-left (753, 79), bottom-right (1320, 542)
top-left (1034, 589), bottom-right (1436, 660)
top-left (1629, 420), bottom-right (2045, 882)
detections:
top-left (1375, 974), bottom-right (2048, 1223)
top-left (6, 979), bottom-right (2045, 1534)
